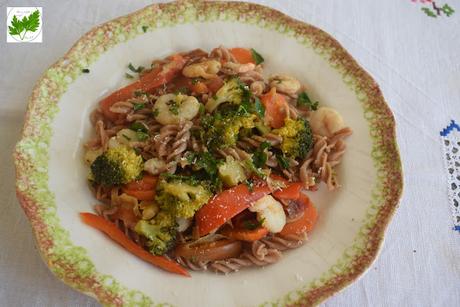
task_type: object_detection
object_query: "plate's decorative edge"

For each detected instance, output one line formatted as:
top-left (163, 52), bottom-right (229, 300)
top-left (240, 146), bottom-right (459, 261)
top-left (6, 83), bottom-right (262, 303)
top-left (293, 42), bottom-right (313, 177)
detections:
top-left (13, 1), bottom-right (403, 306)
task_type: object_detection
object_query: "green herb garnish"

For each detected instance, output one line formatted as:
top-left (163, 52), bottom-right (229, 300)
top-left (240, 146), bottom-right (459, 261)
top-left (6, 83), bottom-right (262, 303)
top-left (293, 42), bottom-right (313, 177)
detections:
top-left (252, 141), bottom-right (271, 169)
top-left (243, 218), bottom-right (265, 230)
top-left (245, 178), bottom-right (254, 192)
top-left (128, 63), bottom-right (145, 74)
top-left (251, 48), bottom-right (264, 65)
top-left (142, 25), bottom-right (148, 33)
top-left (297, 92), bottom-right (319, 111)
top-left (130, 121), bottom-right (148, 133)
top-left (168, 101), bottom-right (179, 115)
top-left (254, 97), bottom-right (265, 118)
top-left (136, 131), bottom-right (149, 141)
top-left (134, 90), bottom-right (146, 97)
top-left (133, 103), bottom-right (145, 111)
top-left (174, 87), bottom-right (190, 95)
top-left (125, 73), bottom-right (134, 79)
top-left (199, 104), bottom-right (205, 116)
top-left (276, 153), bottom-right (290, 169)
top-left (82, 68), bottom-right (90, 73)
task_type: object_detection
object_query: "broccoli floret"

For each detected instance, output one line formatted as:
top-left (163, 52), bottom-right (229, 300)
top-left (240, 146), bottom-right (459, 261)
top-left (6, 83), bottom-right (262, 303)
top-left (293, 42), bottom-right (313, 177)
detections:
top-left (90, 146), bottom-right (143, 186)
top-left (134, 217), bottom-right (176, 255)
top-left (202, 105), bottom-right (257, 151)
top-left (274, 118), bottom-right (313, 159)
top-left (205, 78), bottom-right (249, 112)
top-left (155, 176), bottom-right (212, 218)
top-left (218, 156), bottom-right (247, 187)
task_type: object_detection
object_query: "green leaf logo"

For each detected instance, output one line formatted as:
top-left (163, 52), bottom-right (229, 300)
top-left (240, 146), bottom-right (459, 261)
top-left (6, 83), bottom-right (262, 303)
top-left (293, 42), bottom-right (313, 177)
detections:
top-left (8, 9), bottom-right (40, 41)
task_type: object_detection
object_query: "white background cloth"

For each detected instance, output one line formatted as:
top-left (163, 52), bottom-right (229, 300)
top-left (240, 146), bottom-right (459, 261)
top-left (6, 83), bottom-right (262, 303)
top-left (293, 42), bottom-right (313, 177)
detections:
top-left (1, 0), bottom-right (459, 306)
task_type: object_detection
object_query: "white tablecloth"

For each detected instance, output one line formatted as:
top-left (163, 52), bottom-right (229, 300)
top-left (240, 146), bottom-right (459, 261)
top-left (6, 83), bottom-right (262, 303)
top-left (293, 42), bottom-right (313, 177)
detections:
top-left (1, 0), bottom-right (459, 306)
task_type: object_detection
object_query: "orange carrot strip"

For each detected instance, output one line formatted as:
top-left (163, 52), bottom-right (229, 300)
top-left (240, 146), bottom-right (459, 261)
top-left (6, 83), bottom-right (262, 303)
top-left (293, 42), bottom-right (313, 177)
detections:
top-left (230, 48), bottom-right (255, 64)
top-left (222, 226), bottom-right (269, 242)
top-left (80, 212), bottom-right (190, 277)
top-left (279, 194), bottom-right (317, 237)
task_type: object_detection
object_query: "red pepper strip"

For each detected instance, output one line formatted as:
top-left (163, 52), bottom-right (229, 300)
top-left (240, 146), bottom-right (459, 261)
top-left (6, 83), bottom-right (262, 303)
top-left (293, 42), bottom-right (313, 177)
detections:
top-left (195, 182), bottom-right (271, 237)
top-left (272, 182), bottom-right (303, 200)
top-left (100, 54), bottom-right (186, 121)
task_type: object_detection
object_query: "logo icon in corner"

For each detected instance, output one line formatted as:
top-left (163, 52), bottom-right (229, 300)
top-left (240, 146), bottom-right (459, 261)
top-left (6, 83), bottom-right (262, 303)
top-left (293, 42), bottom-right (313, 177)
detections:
top-left (7, 7), bottom-right (42, 43)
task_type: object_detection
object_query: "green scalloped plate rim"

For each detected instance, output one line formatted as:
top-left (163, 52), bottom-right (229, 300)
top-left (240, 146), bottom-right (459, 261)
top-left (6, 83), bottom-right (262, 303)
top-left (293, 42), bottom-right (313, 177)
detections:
top-left (13, 1), bottom-right (403, 306)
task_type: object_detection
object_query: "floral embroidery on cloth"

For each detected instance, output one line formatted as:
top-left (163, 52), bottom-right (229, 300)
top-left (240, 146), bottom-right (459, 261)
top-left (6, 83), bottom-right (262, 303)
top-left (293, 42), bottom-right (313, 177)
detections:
top-left (440, 120), bottom-right (460, 232)
top-left (411, 0), bottom-right (455, 17)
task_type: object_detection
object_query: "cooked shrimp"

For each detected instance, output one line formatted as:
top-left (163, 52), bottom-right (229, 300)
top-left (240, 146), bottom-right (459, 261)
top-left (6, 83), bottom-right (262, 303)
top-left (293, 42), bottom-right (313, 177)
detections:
top-left (269, 74), bottom-right (301, 96)
top-left (144, 157), bottom-right (166, 175)
top-left (249, 195), bottom-right (286, 233)
top-left (223, 62), bottom-right (256, 74)
top-left (153, 93), bottom-right (200, 125)
top-left (182, 59), bottom-right (221, 79)
top-left (309, 107), bottom-right (345, 137)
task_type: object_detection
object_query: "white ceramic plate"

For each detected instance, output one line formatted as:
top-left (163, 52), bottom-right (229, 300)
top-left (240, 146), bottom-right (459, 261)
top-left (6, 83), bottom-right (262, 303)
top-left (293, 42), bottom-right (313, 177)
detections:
top-left (14, 1), bottom-right (402, 306)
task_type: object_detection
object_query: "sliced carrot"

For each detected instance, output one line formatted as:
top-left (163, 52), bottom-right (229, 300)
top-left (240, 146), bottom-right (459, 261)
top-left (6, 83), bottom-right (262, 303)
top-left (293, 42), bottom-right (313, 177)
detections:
top-left (260, 87), bottom-right (289, 129)
top-left (272, 182), bottom-right (303, 200)
top-left (191, 81), bottom-right (209, 94)
top-left (122, 175), bottom-right (158, 201)
top-left (122, 189), bottom-right (156, 201)
top-left (230, 48), bottom-right (255, 64)
top-left (80, 212), bottom-right (190, 277)
top-left (195, 181), bottom-right (271, 236)
top-left (222, 226), bottom-right (269, 242)
top-left (124, 175), bottom-right (158, 191)
top-left (279, 194), bottom-right (317, 237)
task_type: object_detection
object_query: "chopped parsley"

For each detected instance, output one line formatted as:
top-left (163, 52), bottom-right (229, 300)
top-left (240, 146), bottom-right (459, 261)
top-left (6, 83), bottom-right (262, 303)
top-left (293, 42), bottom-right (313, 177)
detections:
top-left (199, 104), bottom-right (205, 116)
top-left (130, 121), bottom-right (148, 133)
top-left (82, 68), bottom-right (90, 73)
top-left (134, 90), bottom-right (146, 97)
top-left (243, 218), bottom-right (265, 230)
top-left (297, 92), bottom-right (319, 111)
top-left (174, 87), bottom-right (190, 95)
top-left (244, 178), bottom-right (254, 192)
top-left (133, 103), bottom-right (145, 111)
top-left (252, 141), bottom-right (271, 169)
top-left (250, 48), bottom-right (264, 65)
top-left (142, 25), bottom-right (148, 33)
top-left (168, 100), bottom-right (180, 115)
top-left (276, 153), bottom-right (290, 169)
top-left (128, 63), bottom-right (145, 74)
top-left (125, 73), bottom-right (134, 79)
top-left (254, 97), bottom-right (265, 118)
top-left (191, 78), bottom-right (201, 85)
top-left (136, 131), bottom-right (149, 141)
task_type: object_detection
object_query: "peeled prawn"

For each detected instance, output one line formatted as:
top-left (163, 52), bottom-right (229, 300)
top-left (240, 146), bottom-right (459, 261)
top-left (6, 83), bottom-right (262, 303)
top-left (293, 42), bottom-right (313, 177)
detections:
top-left (153, 93), bottom-right (200, 125)
top-left (309, 107), bottom-right (345, 137)
top-left (269, 74), bottom-right (301, 96)
top-left (182, 60), bottom-right (221, 79)
top-left (249, 195), bottom-right (286, 233)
